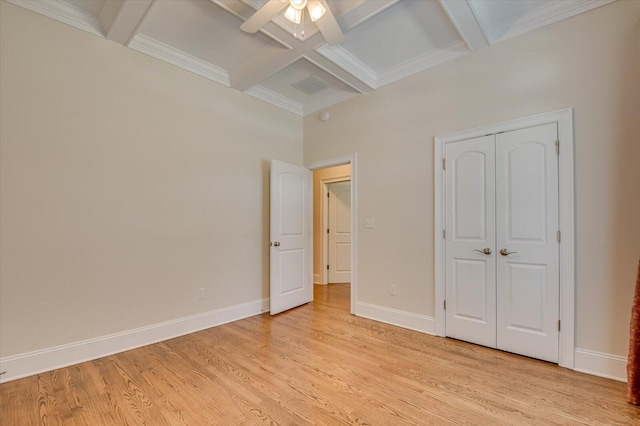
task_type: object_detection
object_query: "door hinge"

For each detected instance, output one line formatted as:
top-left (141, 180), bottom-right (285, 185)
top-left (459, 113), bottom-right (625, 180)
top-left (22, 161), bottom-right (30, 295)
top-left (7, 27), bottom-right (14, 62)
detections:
top-left (327, 264), bottom-right (329, 270)
top-left (558, 320), bottom-right (561, 332)
top-left (557, 230), bottom-right (561, 243)
top-left (443, 230), bottom-right (446, 240)
top-left (555, 140), bottom-right (560, 155)
top-left (327, 228), bottom-right (330, 234)
top-left (442, 158), bottom-right (446, 170)
top-left (444, 300), bottom-right (446, 310)
top-left (327, 192), bottom-right (330, 198)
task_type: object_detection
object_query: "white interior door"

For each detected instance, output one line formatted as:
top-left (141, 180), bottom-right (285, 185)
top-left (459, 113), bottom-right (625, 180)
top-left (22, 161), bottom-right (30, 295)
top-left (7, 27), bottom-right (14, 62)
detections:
top-left (270, 160), bottom-right (312, 315)
top-left (496, 123), bottom-right (559, 363)
top-left (444, 135), bottom-right (497, 348)
top-left (444, 124), bottom-right (560, 363)
top-left (328, 181), bottom-right (351, 283)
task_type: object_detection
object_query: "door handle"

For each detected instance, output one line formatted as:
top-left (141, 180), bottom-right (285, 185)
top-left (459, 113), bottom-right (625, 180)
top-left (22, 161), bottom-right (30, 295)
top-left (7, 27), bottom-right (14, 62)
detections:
top-left (272, 241), bottom-right (280, 247)
top-left (500, 248), bottom-right (518, 256)
top-left (474, 248), bottom-right (492, 255)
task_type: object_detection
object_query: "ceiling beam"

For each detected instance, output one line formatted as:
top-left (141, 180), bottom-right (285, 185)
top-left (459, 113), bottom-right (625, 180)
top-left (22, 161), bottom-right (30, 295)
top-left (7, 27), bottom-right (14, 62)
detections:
top-left (100, 0), bottom-right (154, 45)
top-left (439, 0), bottom-right (488, 51)
top-left (212, 0), bottom-right (389, 94)
top-left (305, 51), bottom-right (372, 93)
top-left (337, 0), bottom-right (400, 32)
top-left (231, 49), bottom-right (303, 92)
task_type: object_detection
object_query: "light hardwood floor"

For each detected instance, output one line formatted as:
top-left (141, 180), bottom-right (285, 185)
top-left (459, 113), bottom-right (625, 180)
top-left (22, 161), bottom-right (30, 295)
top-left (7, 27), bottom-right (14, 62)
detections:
top-left (1, 284), bottom-right (639, 425)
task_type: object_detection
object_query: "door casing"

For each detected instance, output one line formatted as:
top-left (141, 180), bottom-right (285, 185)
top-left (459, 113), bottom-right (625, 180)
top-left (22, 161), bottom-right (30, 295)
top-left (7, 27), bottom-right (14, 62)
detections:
top-left (434, 108), bottom-right (575, 369)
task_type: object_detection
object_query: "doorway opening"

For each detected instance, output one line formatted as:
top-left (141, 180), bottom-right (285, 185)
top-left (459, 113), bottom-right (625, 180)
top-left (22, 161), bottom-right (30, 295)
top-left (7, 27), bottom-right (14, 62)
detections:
top-left (308, 155), bottom-right (357, 315)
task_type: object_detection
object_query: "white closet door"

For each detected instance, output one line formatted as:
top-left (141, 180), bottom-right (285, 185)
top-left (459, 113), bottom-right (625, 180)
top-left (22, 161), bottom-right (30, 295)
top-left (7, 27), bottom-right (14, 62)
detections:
top-left (495, 123), bottom-right (559, 363)
top-left (444, 135), bottom-right (496, 348)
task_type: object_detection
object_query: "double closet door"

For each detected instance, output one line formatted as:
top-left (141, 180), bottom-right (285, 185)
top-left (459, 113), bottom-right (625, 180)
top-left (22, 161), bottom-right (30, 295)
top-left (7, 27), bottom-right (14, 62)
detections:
top-left (444, 123), bottom-right (560, 363)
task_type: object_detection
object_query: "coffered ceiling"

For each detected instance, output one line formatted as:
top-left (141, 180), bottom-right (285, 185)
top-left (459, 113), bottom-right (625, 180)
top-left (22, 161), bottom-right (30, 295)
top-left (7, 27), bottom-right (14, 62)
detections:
top-left (8, 0), bottom-right (614, 115)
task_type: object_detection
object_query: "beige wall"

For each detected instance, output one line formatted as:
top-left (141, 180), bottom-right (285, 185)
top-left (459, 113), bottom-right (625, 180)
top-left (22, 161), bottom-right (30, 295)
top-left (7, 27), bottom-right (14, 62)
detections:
top-left (312, 165), bottom-right (351, 283)
top-left (304, 0), bottom-right (640, 357)
top-left (0, 3), bottom-right (302, 357)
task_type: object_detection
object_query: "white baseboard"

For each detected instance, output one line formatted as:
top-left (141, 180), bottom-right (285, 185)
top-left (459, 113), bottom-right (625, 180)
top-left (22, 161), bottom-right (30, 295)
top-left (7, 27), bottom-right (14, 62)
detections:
top-left (1, 300), bottom-right (628, 385)
top-left (0, 298), bottom-right (270, 384)
top-left (573, 348), bottom-right (627, 382)
top-left (354, 305), bottom-right (628, 383)
top-left (356, 302), bottom-right (436, 335)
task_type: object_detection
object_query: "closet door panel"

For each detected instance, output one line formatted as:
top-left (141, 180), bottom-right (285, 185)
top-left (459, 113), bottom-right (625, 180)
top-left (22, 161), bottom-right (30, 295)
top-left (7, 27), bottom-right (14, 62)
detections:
top-left (444, 135), bottom-right (496, 348)
top-left (495, 123), bottom-right (560, 363)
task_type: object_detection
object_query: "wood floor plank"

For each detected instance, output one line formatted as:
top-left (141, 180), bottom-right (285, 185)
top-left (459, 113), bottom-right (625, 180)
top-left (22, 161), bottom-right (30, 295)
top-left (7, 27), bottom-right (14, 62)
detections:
top-left (2, 283), bottom-right (639, 425)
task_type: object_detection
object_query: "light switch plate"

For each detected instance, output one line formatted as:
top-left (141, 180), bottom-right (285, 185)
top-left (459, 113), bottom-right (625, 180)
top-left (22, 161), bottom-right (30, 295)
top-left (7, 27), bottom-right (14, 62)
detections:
top-left (365, 218), bottom-right (374, 229)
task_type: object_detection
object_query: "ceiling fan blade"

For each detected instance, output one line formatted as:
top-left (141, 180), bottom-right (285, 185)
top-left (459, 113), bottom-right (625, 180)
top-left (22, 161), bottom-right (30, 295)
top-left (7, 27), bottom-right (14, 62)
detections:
top-left (313, 2), bottom-right (344, 45)
top-left (240, 0), bottom-right (288, 33)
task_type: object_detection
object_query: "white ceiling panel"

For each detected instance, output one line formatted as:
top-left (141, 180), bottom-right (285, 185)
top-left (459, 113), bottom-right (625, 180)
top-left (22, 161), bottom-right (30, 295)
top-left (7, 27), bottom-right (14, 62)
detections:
top-left (340, 0), bottom-right (461, 73)
top-left (9, 0), bottom-right (616, 115)
top-left (469, 0), bottom-right (552, 43)
top-left (261, 58), bottom-right (358, 102)
top-left (140, 0), bottom-right (286, 70)
top-left (65, 0), bottom-right (104, 16)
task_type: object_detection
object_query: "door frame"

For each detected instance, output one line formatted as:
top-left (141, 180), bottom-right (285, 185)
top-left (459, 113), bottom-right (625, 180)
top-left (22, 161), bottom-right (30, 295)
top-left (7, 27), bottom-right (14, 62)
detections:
top-left (323, 179), bottom-right (351, 285)
top-left (307, 154), bottom-right (358, 315)
top-left (434, 108), bottom-right (575, 369)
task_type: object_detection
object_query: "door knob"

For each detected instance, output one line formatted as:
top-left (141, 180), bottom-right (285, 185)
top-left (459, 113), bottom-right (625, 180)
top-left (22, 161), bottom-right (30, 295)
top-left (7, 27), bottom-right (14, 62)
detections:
top-left (500, 248), bottom-right (518, 256)
top-left (474, 248), bottom-right (492, 255)
top-left (272, 241), bottom-right (280, 247)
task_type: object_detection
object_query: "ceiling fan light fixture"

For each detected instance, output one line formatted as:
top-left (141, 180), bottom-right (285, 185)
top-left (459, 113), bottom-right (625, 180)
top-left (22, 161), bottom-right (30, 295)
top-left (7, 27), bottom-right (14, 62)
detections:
top-left (307, 0), bottom-right (326, 22)
top-left (289, 0), bottom-right (307, 10)
top-left (284, 5), bottom-right (302, 23)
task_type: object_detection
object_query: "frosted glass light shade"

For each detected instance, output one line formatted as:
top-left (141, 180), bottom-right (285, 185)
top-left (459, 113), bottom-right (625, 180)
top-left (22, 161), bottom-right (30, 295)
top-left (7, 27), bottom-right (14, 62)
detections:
top-left (308, 1), bottom-right (326, 22)
top-left (289, 0), bottom-right (307, 10)
top-left (284, 5), bottom-right (302, 24)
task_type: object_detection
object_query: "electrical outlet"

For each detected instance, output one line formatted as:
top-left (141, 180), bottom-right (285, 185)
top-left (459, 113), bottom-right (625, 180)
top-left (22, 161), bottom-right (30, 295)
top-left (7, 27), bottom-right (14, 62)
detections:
top-left (198, 288), bottom-right (205, 300)
top-left (390, 284), bottom-right (396, 296)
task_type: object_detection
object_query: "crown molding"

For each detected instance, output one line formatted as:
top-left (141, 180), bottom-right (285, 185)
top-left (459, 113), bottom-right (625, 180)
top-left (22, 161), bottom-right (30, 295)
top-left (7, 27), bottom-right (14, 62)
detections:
top-left (6, 0), bottom-right (104, 37)
top-left (316, 44), bottom-right (378, 88)
top-left (318, 40), bottom-right (469, 90)
top-left (244, 85), bottom-right (303, 116)
top-left (491, 0), bottom-right (617, 44)
top-left (128, 34), bottom-right (230, 87)
top-left (376, 40), bottom-right (469, 88)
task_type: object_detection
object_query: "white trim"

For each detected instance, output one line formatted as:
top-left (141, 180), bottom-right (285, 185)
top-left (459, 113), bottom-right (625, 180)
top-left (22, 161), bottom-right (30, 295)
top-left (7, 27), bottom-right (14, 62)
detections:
top-left (434, 108), bottom-right (575, 369)
top-left (307, 154), bottom-right (358, 315)
top-left (357, 302), bottom-right (436, 335)
top-left (574, 348), bottom-right (627, 382)
top-left (244, 85), bottom-right (303, 116)
top-left (128, 34), bottom-right (231, 87)
top-left (376, 40), bottom-right (469, 88)
top-left (492, 0), bottom-right (616, 44)
top-left (439, 0), bottom-right (488, 52)
top-left (317, 41), bottom-right (469, 90)
top-left (6, 0), bottom-right (105, 38)
top-left (0, 298), bottom-right (269, 384)
top-left (316, 45), bottom-right (378, 89)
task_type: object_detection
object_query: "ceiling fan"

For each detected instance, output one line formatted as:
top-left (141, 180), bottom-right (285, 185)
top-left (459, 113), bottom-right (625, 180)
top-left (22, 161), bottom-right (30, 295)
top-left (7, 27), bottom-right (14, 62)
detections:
top-left (240, 0), bottom-right (344, 45)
